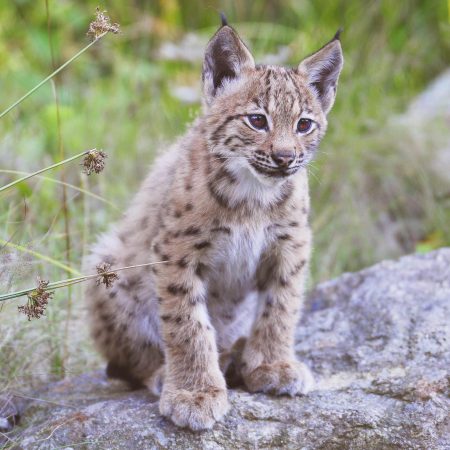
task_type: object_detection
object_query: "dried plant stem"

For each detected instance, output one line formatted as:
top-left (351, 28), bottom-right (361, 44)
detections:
top-left (0, 170), bottom-right (119, 209)
top-left (0, 261), bottom-right (168, 302)
top-left (0, 32), bottom-right (107, 120)
top-left (46, 0), bottom-right (72, 374)
top-left (81, 175), bottom-right (91, 267)
top-left (0, 151), bottom-right (90, 194)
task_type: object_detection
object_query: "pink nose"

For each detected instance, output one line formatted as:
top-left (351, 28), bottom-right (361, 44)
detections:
top-left (271, 150), bottom-right (295, 168)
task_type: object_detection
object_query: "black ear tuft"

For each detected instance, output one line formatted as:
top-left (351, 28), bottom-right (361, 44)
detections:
top-left (220, 12), bottom-right (228, 27)
top-left (333, 27), bottom-right (343, 41)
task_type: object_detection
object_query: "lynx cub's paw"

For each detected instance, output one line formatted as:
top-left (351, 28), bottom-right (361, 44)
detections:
top-left (159, 385), bottom-right (229, 431)
top-left (243, 360), bottom-right (315, 396)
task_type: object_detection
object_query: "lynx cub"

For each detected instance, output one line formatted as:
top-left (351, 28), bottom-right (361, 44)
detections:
top-left (85, 18), bottom-right (343, 430)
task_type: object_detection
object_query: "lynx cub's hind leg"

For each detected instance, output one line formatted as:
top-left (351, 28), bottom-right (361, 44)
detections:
top-left (85, 228), bottom-right (165, 391)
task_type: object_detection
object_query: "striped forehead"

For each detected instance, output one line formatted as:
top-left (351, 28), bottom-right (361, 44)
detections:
top-left (253, 66), bottom-right (312, 119)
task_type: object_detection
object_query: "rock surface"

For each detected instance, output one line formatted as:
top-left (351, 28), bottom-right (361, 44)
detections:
top-left (3, 249), bottom-right (450, 449)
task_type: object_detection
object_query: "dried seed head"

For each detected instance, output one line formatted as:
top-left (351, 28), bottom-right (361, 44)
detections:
top-left (96, 262), bottom-right (119, 289)
top-left (82, 149), bottom-right (107, 175)
top-left (87, 7), bottom-right (120, 40)
top-left (18, 277), bottom-right (54, 321)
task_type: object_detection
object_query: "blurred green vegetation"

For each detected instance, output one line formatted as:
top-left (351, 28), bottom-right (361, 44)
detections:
top-left (1, 0), bottom-right (449, 387)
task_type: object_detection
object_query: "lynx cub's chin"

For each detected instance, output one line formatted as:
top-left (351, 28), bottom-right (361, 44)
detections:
top-left (85, 18), bottom-right (343, 431)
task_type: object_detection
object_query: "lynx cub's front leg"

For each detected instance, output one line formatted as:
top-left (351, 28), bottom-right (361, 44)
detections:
top-left (153, 235), bottom-right (228, 430)
top-left (242, 228), bottom-right (315, 396)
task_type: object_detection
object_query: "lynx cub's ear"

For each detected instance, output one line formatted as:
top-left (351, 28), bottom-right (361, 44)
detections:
top-left (298, 30), bottom-right (344, 114)
top-left (202, 23), bottom-right (255, 105)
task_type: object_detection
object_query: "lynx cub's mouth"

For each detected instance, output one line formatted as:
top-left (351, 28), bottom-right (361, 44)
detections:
top-left (85, 14), bottom-right (343, 432)
top-left (249, 161), bottom-right (302, 178)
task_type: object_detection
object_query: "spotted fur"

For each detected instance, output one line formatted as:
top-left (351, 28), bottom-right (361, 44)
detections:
top-left (85, 21), bottom-right (343, 431)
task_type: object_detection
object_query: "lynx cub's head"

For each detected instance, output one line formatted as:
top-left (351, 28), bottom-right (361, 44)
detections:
top-left (203, 21), bottom-right (343, 184)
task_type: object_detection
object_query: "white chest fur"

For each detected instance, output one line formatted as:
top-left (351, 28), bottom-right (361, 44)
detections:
top-left (207, 224), bottom-right (269, 348)
top-left (209, 223), bottom-right (268, 293)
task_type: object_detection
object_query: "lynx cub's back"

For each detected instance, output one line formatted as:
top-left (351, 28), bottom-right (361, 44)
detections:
top-left (85, 18), bottom-right (343, 431)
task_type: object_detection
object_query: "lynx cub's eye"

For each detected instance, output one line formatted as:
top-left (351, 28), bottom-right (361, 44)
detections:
top-left (248, 114), bottom-right (268, 131)
top-left (297, 118), bottom-right (313, 133)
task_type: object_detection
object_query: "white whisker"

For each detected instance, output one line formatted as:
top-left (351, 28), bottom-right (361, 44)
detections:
top-left (307, 165), bottom-right (321, 185)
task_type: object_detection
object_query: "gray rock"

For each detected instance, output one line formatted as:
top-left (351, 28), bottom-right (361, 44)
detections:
top-left (4, 249), bottom-right (450, 449)
top-left (405, 68), bottom-right (450, 122)
top-left (398, 68), bottom-right (450, 184)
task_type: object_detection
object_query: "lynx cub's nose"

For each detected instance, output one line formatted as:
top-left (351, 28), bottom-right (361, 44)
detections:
top-left (271, 150), bottom-right (296, 168)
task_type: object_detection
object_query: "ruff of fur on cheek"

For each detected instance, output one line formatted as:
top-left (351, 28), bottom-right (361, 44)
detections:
top-left (205, 151), bottom-right (293, 213)
top-left (230, 170), bottom-right (294, 212)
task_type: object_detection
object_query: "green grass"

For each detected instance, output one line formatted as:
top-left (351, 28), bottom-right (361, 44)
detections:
top-left (1, 0), bottom-right (449, 392)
